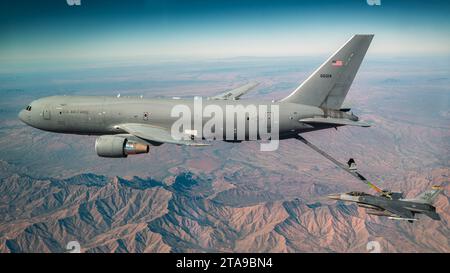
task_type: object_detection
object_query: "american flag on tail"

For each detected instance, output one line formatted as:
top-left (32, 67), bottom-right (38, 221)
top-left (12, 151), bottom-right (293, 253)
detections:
top-left (331, 60), bottom-right (344, 66)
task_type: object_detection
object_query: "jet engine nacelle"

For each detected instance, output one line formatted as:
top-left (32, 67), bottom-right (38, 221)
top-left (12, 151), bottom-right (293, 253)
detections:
top-left (95, 135), bottom-right (149, 158)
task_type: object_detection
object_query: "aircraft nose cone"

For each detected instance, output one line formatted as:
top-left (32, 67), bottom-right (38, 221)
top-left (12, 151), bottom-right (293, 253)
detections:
top-left (327, 194), bottom-right (341, 200)
top-left (18, 110), bottom-right (29, 125)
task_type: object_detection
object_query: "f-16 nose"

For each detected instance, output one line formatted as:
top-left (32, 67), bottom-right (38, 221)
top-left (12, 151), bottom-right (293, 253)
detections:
top-left (327, 194), bottom-right (341, 200)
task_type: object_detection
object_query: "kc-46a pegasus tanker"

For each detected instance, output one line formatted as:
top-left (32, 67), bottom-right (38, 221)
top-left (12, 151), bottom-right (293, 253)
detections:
top-left (19, 35), bottom-right (373, 157)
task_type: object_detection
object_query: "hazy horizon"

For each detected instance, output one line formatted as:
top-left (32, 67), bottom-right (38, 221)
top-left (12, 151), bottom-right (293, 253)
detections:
top-left (1, 0), bottom-right (449, 64)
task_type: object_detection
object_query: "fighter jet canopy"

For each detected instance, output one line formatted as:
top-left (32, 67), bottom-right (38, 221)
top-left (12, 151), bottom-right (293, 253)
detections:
top-left (347, 191), bottom-right (370, 196)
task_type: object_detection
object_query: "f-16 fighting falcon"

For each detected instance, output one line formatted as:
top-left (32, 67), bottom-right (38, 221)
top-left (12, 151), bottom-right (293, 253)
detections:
top-left (328, 185), bottom-right (446, 222)
top-left (294, 136), bottom-right (447, 223)
top-left (19, 35), bottom-right (373, 157)
top-left (328, 163), bottom-right (447, 223)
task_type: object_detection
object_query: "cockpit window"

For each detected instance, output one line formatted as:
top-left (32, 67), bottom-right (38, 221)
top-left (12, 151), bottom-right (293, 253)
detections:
top-left (26, 105), bottom-right (32, 111)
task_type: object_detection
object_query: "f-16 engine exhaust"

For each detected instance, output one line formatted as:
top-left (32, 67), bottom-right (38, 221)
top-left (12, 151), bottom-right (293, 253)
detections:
top-left (95, 135), bottom-right (149, 158)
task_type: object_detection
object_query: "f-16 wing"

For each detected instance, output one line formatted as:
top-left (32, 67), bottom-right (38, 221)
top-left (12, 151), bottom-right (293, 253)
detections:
top-left (383, 206), bottom-right (415, 220)
top-left (209, 82), bottom-right (259, 100)
top-left (117, 123), bottom-right (209, 146)
top-left (299, 117), bottom-right (371, 127)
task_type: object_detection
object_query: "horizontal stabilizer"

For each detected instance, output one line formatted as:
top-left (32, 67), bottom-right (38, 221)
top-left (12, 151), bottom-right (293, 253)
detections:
top-left (422, 210), bottom-right (441, 221)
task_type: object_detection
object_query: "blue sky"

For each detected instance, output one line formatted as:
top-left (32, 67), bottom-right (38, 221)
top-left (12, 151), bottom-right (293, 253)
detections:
top-left (1, 0), bottom-right (450, 64)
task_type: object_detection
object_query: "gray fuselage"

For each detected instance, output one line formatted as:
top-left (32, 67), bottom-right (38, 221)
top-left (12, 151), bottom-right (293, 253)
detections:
top-left (18, 95), bottom-right (343, 140)
top-left (357, 195), bottom-right (436, 215)
top-left (328, 192), bottom-right (440, 220)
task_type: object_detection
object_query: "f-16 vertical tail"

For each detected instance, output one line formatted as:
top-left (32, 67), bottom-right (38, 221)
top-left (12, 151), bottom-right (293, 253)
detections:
top-left (409, 185), bottom-right (446, 205)
top-left (281, 34), bottom-right (373, 109)
top-left (404, 184), bottom-right (446, 221)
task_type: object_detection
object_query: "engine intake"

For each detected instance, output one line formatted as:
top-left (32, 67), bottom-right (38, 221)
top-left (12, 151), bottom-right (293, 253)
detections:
top-left (95, 135), bottom-right (149, 158)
